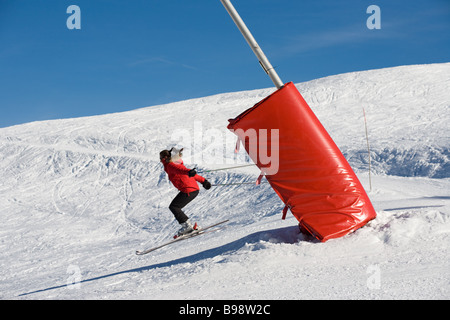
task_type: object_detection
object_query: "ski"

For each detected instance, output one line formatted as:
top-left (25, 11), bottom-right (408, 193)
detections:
top-left (135, 219), bottom-right (229, 255)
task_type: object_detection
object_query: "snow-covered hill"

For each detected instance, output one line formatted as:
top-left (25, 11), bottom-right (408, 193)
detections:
top-left (1, 63), bottom-right (449, 299)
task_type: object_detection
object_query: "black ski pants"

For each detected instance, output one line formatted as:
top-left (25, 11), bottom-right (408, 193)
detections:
top-left (169, 190), bottom-right (199, 224)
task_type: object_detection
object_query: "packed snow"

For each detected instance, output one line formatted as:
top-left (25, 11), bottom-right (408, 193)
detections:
top-left (0, 63), bottom-right (449, 299)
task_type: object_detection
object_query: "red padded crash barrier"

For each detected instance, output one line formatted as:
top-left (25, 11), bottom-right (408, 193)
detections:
top-left (227, 82), bottom-right (376, 242)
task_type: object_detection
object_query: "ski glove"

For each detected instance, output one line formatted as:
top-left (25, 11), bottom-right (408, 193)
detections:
top-left (202, 180), bottom-right (211, 190)
top-left (188, 169), bottom-right (197, 177)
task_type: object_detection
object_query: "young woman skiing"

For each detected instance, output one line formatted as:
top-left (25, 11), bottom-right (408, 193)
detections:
top-left (159, 147), bottom-right (211, 237)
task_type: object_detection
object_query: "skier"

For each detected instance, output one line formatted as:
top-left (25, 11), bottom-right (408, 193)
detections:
top-left (159, 147), bottom-right (212, 237)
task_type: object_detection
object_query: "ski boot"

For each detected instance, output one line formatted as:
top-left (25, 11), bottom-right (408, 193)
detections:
top-left (175, 220), bottom-right (199, 238)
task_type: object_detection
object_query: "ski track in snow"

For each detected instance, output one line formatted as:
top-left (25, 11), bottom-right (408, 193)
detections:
top-left (0, 63), bottom-right (449, 299)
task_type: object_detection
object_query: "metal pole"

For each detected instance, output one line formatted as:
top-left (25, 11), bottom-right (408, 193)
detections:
top-left (363, 107), bottom-right (372, 192)
top-left (219, 0), bottom-right (284, 89)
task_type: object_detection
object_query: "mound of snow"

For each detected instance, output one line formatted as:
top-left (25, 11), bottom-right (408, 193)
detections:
top-left (298, 63), bottom-right (450, 178)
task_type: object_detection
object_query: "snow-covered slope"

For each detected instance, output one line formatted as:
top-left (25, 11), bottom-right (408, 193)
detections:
top-left (0, 63), bottom-right (449, 299)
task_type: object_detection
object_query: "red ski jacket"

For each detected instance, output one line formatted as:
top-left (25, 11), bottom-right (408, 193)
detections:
top-left (162, 159), bottom-right (205, 194)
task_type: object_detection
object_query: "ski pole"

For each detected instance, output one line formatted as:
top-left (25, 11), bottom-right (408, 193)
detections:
top-left (197, 163), bottom-right (257, 173)
top-left (211, 181), bottom-right (268, 187)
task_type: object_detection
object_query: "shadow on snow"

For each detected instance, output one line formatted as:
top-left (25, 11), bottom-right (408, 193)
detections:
top-left (18, 225), bottom-right (307, 297)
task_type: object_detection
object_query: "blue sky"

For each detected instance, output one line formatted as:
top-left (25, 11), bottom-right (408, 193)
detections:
top-left (1, 0), bottom-right (449, 128)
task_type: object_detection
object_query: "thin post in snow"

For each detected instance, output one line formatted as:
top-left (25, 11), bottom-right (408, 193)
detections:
top-left (363, 107), bottom-right (372, 192)
top-left (219, 0), bottom-right (284, 89)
